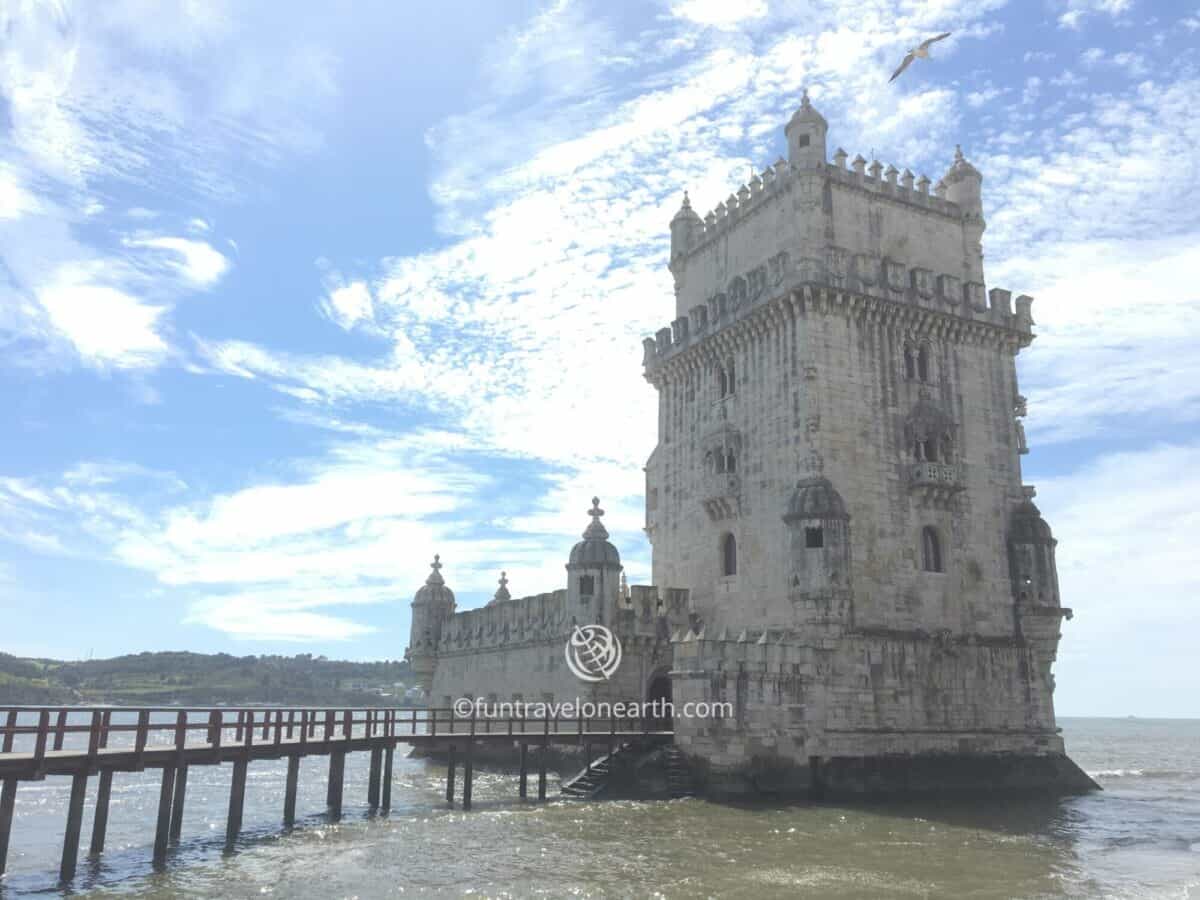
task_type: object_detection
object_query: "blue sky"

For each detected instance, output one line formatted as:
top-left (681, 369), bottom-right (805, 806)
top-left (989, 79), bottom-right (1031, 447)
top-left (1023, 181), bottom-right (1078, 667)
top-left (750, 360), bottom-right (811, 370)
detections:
top-left (1, 0), bottom-right (1198, 717)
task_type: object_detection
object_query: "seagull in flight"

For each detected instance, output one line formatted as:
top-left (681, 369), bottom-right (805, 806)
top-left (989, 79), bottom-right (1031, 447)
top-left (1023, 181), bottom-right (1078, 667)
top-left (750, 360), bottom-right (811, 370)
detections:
top-left (889, 32), bottom-right (952, 83)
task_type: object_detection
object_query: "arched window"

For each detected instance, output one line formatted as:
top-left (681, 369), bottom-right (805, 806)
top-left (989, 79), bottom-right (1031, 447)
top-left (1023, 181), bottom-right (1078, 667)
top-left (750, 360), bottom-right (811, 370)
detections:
top-left (903, 343), bottom-right (916, 380)
top-left (714, 452), bottom-right (725, 474)
top-left (922, 438), bottom-right (938, 462)
top-left (718, 367), bottom-right (729, 398)
top-left (917, 344), bottom-right (931, 382)
top-left (939, 435), bottom-right (953, 463)
top-left (921, 527), bottom-right (943, 573)
top-left (727, 360), bottom-right (736, 394)
top-left (721, 533), bottom-right (737, 576)
top-left (725, 452), bottom-right (736, 473)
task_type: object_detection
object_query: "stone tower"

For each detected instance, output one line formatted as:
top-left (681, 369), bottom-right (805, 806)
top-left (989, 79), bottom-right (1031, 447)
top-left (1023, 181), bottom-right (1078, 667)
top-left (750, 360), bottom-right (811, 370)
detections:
top-left (406, 555), bottom-right (455, 694)
top-left (641, 93), bottom-right (1094, 795)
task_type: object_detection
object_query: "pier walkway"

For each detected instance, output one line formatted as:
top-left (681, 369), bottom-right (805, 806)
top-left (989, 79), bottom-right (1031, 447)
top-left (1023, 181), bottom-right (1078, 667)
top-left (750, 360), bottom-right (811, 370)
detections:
top-left (0, 705), bottom-right (671, 884)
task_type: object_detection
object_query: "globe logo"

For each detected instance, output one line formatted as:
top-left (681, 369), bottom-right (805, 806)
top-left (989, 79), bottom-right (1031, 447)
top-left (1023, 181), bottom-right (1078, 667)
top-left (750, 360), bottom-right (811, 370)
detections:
top-left (565, 624), bottom-right (622, 682)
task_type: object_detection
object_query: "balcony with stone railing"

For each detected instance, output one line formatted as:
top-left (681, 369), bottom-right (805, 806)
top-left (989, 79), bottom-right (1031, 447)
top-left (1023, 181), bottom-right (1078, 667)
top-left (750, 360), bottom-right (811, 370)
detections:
top-left (908, 461), bottom-right (965, 504)
top-left (701, 472), bottom-right (741, 521)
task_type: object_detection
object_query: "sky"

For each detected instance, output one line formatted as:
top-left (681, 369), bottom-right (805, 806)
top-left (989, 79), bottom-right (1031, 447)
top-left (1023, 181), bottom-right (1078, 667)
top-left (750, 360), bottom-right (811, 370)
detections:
top-left (1, 0), bottom-right (1197, 717)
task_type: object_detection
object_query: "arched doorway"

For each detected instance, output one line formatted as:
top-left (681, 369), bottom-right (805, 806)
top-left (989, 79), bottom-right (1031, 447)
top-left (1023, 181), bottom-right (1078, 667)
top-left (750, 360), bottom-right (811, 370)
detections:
top-left (646, 670), bottom-right (673, 729)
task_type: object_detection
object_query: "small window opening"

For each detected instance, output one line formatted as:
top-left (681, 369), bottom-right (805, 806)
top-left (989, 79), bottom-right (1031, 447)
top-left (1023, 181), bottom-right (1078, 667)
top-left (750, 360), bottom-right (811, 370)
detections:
top-left (917, 344), bottom-right (931, 382)
top-left (921, 527), bottom-right (943, 573)
top-left (721, 533), bottom-right (737, 576)
top-left (904, 344), bottom-right (916, 379)
top-left (579, 575), bottom-right (595, 596)
top-left (805, 526), bottom-right (824, 549)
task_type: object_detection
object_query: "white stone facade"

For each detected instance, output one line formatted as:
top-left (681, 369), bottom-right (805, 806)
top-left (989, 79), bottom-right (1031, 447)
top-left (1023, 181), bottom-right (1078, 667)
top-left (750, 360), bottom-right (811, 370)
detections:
top-left (406, 94), bottom-right (1082, 793)
top-left (643, 94), bottom-right (1073, 779)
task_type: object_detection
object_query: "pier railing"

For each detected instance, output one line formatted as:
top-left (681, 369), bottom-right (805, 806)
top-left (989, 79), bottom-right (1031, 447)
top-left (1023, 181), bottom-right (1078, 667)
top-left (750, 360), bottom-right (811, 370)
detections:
top-left (0, 705), bottom-right (671, 884)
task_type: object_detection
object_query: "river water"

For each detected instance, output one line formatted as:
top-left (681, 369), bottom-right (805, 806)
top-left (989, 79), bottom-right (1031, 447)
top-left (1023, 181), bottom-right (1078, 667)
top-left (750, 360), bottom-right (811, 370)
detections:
top-left (1, 717), bottom-right (1197, 898)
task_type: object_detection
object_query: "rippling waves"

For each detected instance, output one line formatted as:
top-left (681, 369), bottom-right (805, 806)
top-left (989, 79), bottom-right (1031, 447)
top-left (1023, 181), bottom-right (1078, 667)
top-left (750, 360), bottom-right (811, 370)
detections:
top-left (1, 718), bottom-right (1198, 898)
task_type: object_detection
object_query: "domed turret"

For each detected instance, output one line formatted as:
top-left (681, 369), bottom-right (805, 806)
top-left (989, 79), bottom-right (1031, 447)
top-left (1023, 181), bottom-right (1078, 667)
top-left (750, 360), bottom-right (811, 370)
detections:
top-left (1009, 499), bottom-right (1054, 544)
top-left (943, 144), bottom-right (983, 214)
top-left (1008, 496), bottom-right (1060, 608)
top-left (670, 191), bottom-right (702, 261)
top-left (566, 497), bottom-right (623, 620)
top-left (568, 497), bottom-right (622, 567)
top-left (783, 476), bottom-right (849, 522)
top-left (784, 88), bottom-right (828, 169)
top-left (783, 478), bottom-right (852, 632)
top-left (406, 554), bottom-right (456, 693)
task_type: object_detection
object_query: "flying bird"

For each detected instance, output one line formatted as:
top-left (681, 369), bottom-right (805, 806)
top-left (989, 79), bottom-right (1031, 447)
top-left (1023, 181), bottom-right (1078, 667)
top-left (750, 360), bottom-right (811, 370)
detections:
top-left (889, 32), bottom-right (952, 83)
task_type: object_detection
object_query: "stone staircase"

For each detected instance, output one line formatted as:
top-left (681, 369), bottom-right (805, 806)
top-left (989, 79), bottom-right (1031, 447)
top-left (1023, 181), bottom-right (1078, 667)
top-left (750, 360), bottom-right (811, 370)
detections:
top-left (559, 740), bottom-right (696, 800)
top-left (560, 744), bottom-right (627, 800)
top-left (665, 745), bottom-right (696, 798)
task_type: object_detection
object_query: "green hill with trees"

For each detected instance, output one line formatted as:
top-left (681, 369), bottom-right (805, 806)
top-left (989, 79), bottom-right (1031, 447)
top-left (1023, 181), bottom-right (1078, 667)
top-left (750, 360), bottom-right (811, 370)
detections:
top-left (0, 651), bottom-right (413, 706)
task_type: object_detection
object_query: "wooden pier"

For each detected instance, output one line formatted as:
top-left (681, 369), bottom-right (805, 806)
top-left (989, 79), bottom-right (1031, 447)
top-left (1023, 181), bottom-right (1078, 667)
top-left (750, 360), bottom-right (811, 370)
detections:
top-left (0, 706), bottom-right (670, 884)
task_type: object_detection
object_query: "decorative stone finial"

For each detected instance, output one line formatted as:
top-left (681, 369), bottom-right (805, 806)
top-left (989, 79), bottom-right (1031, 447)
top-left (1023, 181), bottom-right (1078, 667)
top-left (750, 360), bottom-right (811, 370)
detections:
top-left (426, 554), bottom-right (444, 586)
top-left (494, 570), bottom-right (511, 603)
top-left (801, 87), bottom-right (811, 109)
top-left (582, 496), bottom-right (609, 541)
top-left (955, 144), bottom-right (964, 163)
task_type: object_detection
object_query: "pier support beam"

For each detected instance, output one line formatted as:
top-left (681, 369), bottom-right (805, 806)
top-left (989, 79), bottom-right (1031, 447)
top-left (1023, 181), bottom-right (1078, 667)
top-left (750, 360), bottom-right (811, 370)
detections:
top-left (538, 747), bottom-right (548, 802)
top-left (169, 765), bottom-right (188, 843)
top-left (89, 770), bottom-right (113, 856)
top-left (518, 744), bottom-right (528, 799)
top-left (226, 759), bottom-right (247, 850)
top-left (381, 745), bottom-right (394, 812)
top-left (327, 750), bottom-right (345, 819)
top-left (445, 746), bottom-right (456, 806)
top-left (462, 742), bottom-right (474, 811)
top-left (59, 772), bottom-right (88, 882)
top-left (153, 766), bottom-right (176, 867)
top-left (367, 746), bottom-right (382, 809)
top-left (0, 778), bottom-right (16, 877)
top-left (283, 755), bottom-right (300, 828)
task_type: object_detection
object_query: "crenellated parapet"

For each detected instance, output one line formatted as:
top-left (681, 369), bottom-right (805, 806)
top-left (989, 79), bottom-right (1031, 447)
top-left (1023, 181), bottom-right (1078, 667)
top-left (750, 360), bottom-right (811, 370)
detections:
top-left (643, 281), bottom-right (1035, 382)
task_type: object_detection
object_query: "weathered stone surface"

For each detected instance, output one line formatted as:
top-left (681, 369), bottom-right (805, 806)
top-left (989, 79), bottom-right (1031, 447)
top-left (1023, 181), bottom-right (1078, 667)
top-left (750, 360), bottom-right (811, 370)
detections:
top-left (406, 96), bottom-right (1088, 796)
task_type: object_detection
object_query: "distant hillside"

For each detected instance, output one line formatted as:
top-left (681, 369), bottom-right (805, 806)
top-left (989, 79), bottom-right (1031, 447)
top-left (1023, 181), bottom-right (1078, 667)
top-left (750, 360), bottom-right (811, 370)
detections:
top-left (0, 651), bottom-right (414, 707)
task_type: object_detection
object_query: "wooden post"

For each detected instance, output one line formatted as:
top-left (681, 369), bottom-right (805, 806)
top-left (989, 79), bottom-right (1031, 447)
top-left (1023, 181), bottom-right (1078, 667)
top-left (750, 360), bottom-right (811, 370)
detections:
top-left (0, 778), bottom-right (17, 877)
top-left (226, 759), bottom-right (248, 849)
top-left (169, 765), bottom-right (188, 843)
top-left (445, 745), bottom-right (456, 806)
top-left (367, 746), bottom-right (382, 808)
top-left (519, 743), bottom-right (528, 799)
top-left (33, 710), bottom-right (50, 770)
top-left (462, 744), bottom-right (474, 811)
top-left (60, 771), bottom-right (88, 882)
top-left (89, 770), bottom-right (113, 856)
top-left (283, 754), bottom-right (300, 828)
top-left (153, 766), bottom-right (175, 867)
top-left (133, 710), bottom-right (149, 770)
top-left (52, 709), bottom-right (69, 751)
top-left (539, 713), bottom-right (549, 801)
top-left (381, 744), bottom-right (394, 812)
top-left (1, 709), bottom-right (16, 753)
top-left (327, 751), bottom-right (345, 819)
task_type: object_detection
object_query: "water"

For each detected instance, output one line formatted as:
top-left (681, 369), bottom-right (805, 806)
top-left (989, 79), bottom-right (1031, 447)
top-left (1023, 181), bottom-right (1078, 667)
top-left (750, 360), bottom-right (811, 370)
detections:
top-left (1, 718), bottom-right (1198, 897)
